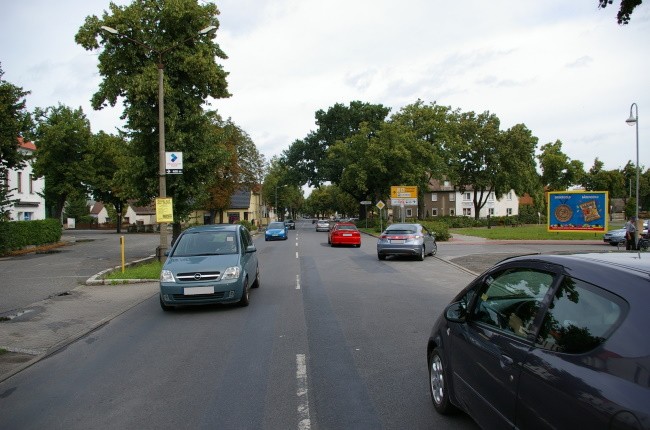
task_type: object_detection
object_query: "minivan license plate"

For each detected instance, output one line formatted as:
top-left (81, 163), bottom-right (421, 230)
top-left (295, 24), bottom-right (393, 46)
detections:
top-left (184, 286), bottom-right (214, 295)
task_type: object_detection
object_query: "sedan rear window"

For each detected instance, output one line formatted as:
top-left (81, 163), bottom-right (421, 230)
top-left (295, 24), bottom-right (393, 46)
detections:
top-left (386, 228), bottom-right (416, 234)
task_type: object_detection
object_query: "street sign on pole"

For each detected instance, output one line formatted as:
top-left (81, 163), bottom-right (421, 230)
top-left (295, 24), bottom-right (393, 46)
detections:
top-left (165, 152), bottom-right (183, 174)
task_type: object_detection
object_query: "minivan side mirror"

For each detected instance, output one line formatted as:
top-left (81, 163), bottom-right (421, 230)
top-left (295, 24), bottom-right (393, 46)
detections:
top-left (246, 244), bottom-right (257, 253)
top-left (445, 301), bottom-right (467, 323)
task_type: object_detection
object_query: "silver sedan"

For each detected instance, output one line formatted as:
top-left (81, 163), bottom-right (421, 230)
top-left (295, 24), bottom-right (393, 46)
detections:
top-left (377, 223), bottom-right (437, 261)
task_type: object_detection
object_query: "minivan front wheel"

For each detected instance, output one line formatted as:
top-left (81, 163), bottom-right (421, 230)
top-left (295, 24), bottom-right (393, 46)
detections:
top-left (238, 278), bottom-right (250, 307)
top-left (160, 295), bottom-right (174, 312)
top-left (429, 347), bottom-right (456, 414)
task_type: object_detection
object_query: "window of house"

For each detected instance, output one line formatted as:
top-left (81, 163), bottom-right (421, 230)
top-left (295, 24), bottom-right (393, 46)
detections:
top-left (29, 175), bottom-right (34, 194)
top-left (450, 209), bottom-right (455, 216)
top-left (431, 193), bottom-right (438, 202)
top-left (463, 208), bottom-right (472, 216)
top-left (17, 171), bottom-right (22, 193)
top-left (444, 180), bottom-right (450, 187)
top-left (488, 192), bottom-right (495, 201)
top-left (508, 191), bottom-right (513, 200)
top-left (449, 193), bottom-right (455, 202)
top-left (507, 208), bottom-right (513, 215)
top-left (464, 192), bottom-right (471, 201)
top-left (432, 209), bottom-right (438, 216)
top-left (489, 208), bottom-right (495, 216)
top-left (23, 212), bottom-right (32, 221)
top-left (406, 208), bottom-right (413, 217)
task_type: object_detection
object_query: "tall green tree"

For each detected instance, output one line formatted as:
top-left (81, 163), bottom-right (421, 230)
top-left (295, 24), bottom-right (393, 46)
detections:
top-left (31, 105), bottom-right (93, 220)
top-left (538, 140), bottom-right (585, 191)
top-left (75, 0), bottom-right (230, 225)
top-left (203, 116), bottom-right (264, 223)
top-left (283, 101), bottom-right (391, 187)
top-left (85, 131), bottom-right (130, 231)
top-left (0, 64), bottom-right (33, 219)
top-left (446, 111), bottom-right (539, 219)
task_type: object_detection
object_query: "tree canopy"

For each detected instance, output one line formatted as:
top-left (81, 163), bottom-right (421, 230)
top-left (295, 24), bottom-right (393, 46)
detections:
top-left (598, 0), bottom-right (643, 24)
top-left (75, 0), bottom-right (232, 225)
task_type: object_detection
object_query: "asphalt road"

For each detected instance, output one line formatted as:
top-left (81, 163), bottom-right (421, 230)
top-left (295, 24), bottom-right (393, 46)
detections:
top-left (0, 230), bottom-right (160, 315)
top-left (0, 221), bottom-right (612, 429)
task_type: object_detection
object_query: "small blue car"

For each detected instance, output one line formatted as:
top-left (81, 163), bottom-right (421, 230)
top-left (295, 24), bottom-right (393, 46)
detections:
top-left (265, 221), bottom-right (288, 241)
top-left (159, 224), bottom-right (259, 310)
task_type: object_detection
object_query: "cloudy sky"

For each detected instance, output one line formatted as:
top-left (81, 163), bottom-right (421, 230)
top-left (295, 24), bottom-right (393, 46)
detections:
top-left (2, 0), bottom-right (649, 175)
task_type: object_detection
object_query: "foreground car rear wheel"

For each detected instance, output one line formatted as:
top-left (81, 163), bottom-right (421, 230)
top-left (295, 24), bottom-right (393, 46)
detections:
top-left (429, 242), bottom-right (437, 256)
top-left (429, 347), bottom-right (456, 414)
top-left (417, 246), bottom-right (425, 261)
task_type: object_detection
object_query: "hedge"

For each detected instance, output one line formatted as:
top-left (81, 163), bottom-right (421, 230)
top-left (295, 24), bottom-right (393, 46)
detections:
top-left (0, 219), bottom-right (62, 254)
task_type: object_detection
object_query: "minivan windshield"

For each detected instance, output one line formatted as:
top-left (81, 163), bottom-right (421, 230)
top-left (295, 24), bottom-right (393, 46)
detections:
top-left (172, 231), bottom-right (239, 256)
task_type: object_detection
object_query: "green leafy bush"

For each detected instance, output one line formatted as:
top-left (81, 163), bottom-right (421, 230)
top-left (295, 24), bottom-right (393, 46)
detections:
top-left (0, 219), bottom-right (62, 254)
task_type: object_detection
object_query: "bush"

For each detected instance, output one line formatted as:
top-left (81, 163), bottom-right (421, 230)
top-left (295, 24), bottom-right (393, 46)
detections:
top-left (0, 219), bottom-right (62, 254)
top-left (237, 220), bottom-right (257, 232)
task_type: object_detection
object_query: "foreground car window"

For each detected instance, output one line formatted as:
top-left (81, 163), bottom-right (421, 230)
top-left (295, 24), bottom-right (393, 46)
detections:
top-left (471, 268), bottom-right (554, 337)
top-left (536, 277), bottom-right (624, 354)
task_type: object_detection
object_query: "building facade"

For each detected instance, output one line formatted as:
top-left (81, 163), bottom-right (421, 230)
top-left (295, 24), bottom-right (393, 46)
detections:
top-left (424, 179), bottom-right (519, 218)
top-left (5, 139), bottom-right (46, 221)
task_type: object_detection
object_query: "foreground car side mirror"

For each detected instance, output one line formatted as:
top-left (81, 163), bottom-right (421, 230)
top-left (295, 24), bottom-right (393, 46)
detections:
top-left (246, 244), bottom-right (257, 253)
top-left (445, 301), bottom-right (467, 323)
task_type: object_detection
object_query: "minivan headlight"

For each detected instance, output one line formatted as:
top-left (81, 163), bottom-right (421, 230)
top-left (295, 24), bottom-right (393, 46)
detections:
top-left (160, 270), bottom-right (175, 282)
top-left (222, 266), bottom-right (241, 280)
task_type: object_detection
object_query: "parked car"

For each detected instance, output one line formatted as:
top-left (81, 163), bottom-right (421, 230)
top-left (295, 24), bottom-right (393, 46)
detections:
top-left (285, 219), bottom-right (296, 230)
top-left (316, 219), bottom-right (330, 232)
top-left (328, 222), bottom-right (361, 247)
top-left (265, 221), bottom-right (288, 241)
top-left (376, 223), bottom-right (437, 261)
top-left (603, 228), bottom-right (626, 246)
top-left (427, 252), bottom-right (650, 429)
top-left (159, 224), bottom-right (259, 310)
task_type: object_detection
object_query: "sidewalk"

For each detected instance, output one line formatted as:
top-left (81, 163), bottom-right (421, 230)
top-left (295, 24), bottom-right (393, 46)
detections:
top-left (0, 280), bottom-right (157, 382)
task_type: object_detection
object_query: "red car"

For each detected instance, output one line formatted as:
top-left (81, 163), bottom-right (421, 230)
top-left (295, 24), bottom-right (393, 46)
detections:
top-left (328, 222), bottom-right (361, 247)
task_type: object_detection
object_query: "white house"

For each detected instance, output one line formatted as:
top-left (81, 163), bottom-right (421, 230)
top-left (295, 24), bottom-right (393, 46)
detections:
top-left (424, 179), bottom-right (520, 218)
top-left (5, 139), bottom-right (46, 221)
top-left (457, 189), bottom-right (519, 218)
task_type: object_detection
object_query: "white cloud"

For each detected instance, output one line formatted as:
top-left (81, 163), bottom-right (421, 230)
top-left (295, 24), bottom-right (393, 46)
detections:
top-left (2, 0), bottom-right (648, 172)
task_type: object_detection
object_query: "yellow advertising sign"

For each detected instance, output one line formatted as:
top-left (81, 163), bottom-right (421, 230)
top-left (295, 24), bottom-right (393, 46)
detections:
top-left (390, 186), bottom-right (418, 199)
top-left (155, 198), bottom-right (174, 223)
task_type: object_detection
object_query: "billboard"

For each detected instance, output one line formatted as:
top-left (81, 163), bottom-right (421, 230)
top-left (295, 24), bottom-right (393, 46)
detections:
top-left (547, 191), bottom-right (608, 233)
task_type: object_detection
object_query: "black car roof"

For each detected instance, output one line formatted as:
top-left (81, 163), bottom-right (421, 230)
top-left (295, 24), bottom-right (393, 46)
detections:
top-left (500, 252), bottom-right (650, 297)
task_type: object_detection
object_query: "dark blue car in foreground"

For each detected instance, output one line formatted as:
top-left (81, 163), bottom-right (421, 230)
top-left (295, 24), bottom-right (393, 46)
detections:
top-left (427, 252), bottom-right (650, 429)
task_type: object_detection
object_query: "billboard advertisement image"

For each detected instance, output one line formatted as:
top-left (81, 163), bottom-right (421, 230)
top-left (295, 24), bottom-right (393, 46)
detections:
top-left (547, 191), bottom-right (608, 233)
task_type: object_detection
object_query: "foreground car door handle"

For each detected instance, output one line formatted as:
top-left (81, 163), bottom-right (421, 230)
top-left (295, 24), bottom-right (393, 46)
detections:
top-left (500, 354), bottom-right (514, 368)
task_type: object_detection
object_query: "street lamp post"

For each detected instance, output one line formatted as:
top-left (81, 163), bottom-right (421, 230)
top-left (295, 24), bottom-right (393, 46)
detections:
top-left (625, 103), bottom-right (639, 225)
top-left (101, 25), bottom-right (217, 260)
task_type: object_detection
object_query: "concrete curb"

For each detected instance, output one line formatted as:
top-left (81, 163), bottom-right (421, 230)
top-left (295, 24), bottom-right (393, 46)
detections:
top-left (85, 255), bottom-right (157, 285)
